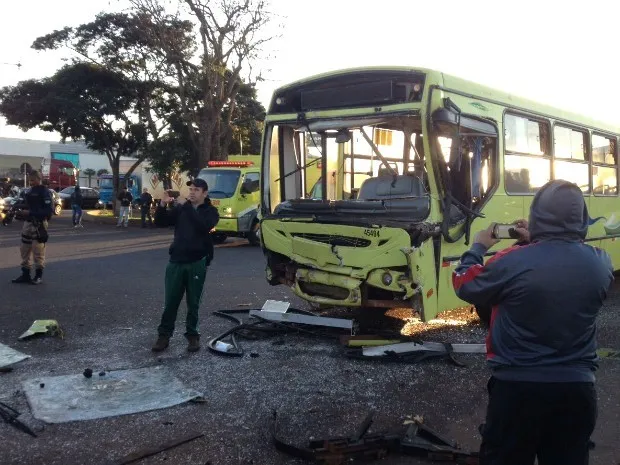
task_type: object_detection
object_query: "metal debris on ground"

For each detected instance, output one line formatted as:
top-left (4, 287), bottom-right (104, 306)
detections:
top-left (22, 366), bottom-right (203, 424)
top-left (271, 411), bottom-right (478, 464)
top-left (0, 401), bottom-right (37, 438)
top-left (346, 341), bottom-right (486, 367)
top-left (207, 304), bottom-right (355, 357)
top-left (112, 431), bottom-right (204, 465)
top-left (0, 342), bottom-right (31, 369)
top-left (18, 320), bottom-right (64, 340)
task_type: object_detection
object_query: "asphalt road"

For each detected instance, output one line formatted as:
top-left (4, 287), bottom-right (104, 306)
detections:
top-left (0, 212), bottom-right (619, 465)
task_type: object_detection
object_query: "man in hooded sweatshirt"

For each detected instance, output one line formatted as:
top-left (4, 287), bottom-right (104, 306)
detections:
top-left (452, 179), bottom-right (614, 465)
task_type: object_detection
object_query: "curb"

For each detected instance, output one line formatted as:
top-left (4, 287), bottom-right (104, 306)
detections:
top-left (82, 211), bottom-right (145, 228)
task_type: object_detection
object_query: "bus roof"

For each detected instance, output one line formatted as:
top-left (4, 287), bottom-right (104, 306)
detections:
top-left (270, 66), bottom-right (619, 135)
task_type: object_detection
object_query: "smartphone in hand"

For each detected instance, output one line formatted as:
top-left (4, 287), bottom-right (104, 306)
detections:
top-left (492, 223), bottom-right (520, 239)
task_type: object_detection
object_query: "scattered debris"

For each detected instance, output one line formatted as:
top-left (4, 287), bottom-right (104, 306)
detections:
top-left (597, 348), bottom-right (620, 359)
top-left (112, 431), bottom-right (204, 465)
top-left (207, 305), bottom-right (354, 357)
top-left (249, 309), bottom-right (354, 331)
top-left (347, 341), bottom-right (486, 367)
top-left (99, 371), bottom-right (106, 377)
top-left (262, 300), bottom-right (291, 313)
top-left (39, 383), bottom-right (45, 389)
top-left (22, 366), bottom-right (203, 423)
top-left (0, 401), bottom-right (37, 437)
top-left (271, 411), bottom-right (478, 464)
top-left (250, 352), bottom-right (259, 358)
top-left (0, 342), bottom-right (31, 369)
top-left (83, 368), bottom-right (93, 379)
top-left (18, 320), bottom-right (64, 340)
top-left (341, 335), bottom-right (402, 347)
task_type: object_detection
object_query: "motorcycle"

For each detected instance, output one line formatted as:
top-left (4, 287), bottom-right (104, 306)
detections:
top-left (1, 196), bottom-right (24, 226)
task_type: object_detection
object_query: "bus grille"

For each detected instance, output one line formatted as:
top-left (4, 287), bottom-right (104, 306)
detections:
top-left (291, 233), bottom-right (371, 248)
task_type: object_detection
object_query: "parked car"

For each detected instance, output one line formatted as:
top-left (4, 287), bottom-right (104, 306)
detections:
top-left (1, 187), bottom-right (62, 223)
top-left (58, 186), bottom-right (102, 210)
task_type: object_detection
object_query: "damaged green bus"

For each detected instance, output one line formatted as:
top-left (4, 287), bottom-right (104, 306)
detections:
top-left (259, 67), bottom-right (619, 321)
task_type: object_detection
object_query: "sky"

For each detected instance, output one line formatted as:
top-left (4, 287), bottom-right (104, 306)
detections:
top-left (1, 0), bottom-right (619, 141)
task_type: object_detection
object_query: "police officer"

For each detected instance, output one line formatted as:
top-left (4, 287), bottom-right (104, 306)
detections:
top-left (139, 188), bottom-right (154, 228)
top-left (12, 170), bottom-right (53, 285)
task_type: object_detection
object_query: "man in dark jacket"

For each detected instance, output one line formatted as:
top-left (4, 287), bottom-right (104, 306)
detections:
top-left (453, 180), bottom-right (614, 465)
top-left (116, 187), bottom-right (133, 228)
top-left (71, 184), bottom-right (83, 228)
top-left (11, 170), bottom-right (53, 285)
top-left (139, 188), bottom-right (154, 228)
top-left (152, 178), bottom-right (219, 352)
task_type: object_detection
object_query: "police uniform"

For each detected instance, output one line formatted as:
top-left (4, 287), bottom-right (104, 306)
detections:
top-left (12, 176), bottom-right (53, 285)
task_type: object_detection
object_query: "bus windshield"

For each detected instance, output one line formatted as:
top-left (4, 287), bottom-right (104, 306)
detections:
top-left (262, 115), bottom-right (430, 223)
top-left (197, 169), bottom-right (241, 199)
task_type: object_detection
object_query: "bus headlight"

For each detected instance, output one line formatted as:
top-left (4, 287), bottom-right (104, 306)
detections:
top-left (381, 272), bottom-right (393, 286)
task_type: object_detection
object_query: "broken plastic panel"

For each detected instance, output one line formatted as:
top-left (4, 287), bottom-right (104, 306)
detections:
top-left (23, 366), bottom-right (202, 423)
top-left (0, 342), bottom-right (30, 369)
top-left (18, 320), bottom-right (63, 340)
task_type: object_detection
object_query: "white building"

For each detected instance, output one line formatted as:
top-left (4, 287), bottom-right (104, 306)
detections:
top-left (0, 137), bottom-right (141, 188)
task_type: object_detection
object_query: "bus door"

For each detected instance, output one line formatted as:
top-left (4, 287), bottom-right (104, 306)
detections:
top-left (430, 105), bottom-right (500, 314)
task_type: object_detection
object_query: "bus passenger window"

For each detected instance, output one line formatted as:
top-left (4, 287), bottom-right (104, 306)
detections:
top-left (504, 114), bottom-right (551, 194)
top-left (592, 134), bottom-right (618, 196)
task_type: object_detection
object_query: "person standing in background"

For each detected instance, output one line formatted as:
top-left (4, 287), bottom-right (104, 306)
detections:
top-left (140, 188), bottom-right (154, 228)
top-left (116, 186), bottom-right (133, 228)
top-left (71, 185), bottom-right (83, 228)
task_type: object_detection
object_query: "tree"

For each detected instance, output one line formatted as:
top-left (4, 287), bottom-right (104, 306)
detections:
top-left (223, 81), bottom-right (265, 156)
top-left (130, 0), bottom-right (277, 174)
top-left (0, 63), bottom-right (146, 208)
top-left (82, 168), bottom-right (96, 187)
top-left (29, 12), bottom-right (194, 204)
top-left (97, 168), bottom-right (109, 177)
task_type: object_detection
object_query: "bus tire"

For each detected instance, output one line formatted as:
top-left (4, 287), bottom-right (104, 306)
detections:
top-left (247, 220), bottom-right (260, 246)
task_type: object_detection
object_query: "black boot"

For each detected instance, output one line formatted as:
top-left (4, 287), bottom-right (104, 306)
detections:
top-left (12, 268), bottom-right (32, 284)
top-left (31, 269), bottom-right (43, 285)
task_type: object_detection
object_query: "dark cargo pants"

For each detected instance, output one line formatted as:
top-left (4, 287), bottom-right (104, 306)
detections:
top-left (479, 377), bottom-right (597, 465)
top-left (157, 258), bottom-right (207, 337)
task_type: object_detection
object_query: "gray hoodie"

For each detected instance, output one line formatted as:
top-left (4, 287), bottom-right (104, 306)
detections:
top-left (453, 180), bottom-right (614, 382)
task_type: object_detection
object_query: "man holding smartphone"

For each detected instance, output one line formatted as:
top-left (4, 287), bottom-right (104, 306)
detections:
top-left (453, 179), bottom-right (613, 465)
top-left (151, 179), bottom-right (219, 353)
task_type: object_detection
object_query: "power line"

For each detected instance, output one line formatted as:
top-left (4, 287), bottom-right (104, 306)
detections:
top-left (1, 62), bottom-right (22, 69)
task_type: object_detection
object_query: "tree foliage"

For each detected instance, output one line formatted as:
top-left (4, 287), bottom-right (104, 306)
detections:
top-left (0, 63), bottom-right (146, 197)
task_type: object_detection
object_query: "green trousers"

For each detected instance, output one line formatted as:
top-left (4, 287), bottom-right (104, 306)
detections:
top-left (157, 258), bottom-right (208, 337)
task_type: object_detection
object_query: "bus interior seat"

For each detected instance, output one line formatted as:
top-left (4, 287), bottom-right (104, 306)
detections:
top-left (357, 174), bottom-right (424, 200)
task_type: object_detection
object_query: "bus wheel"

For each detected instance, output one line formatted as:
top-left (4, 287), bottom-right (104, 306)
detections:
top-left (247, 220), bottom-right (260, 246)
top-left (212, 233), bottom-right (227, 244)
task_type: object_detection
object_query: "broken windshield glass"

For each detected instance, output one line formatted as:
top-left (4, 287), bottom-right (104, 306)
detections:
top-left (262, 114), bottom-right (430, 222)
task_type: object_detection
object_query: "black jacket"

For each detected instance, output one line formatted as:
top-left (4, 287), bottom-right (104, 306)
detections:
top-left (118, 191), bottom-right (133, 207)
top-left (140, 192), bottom-right (153, 209)
top-left (156, 199), bottom-right (219, 264)
top-left (20, 185), bottom-right (53, 221)
top-left (71, 188), bottom-right (83, 207)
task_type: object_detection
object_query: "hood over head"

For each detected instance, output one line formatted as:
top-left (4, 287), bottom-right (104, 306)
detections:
top-left (528, 180), bottom-right (588, 242)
